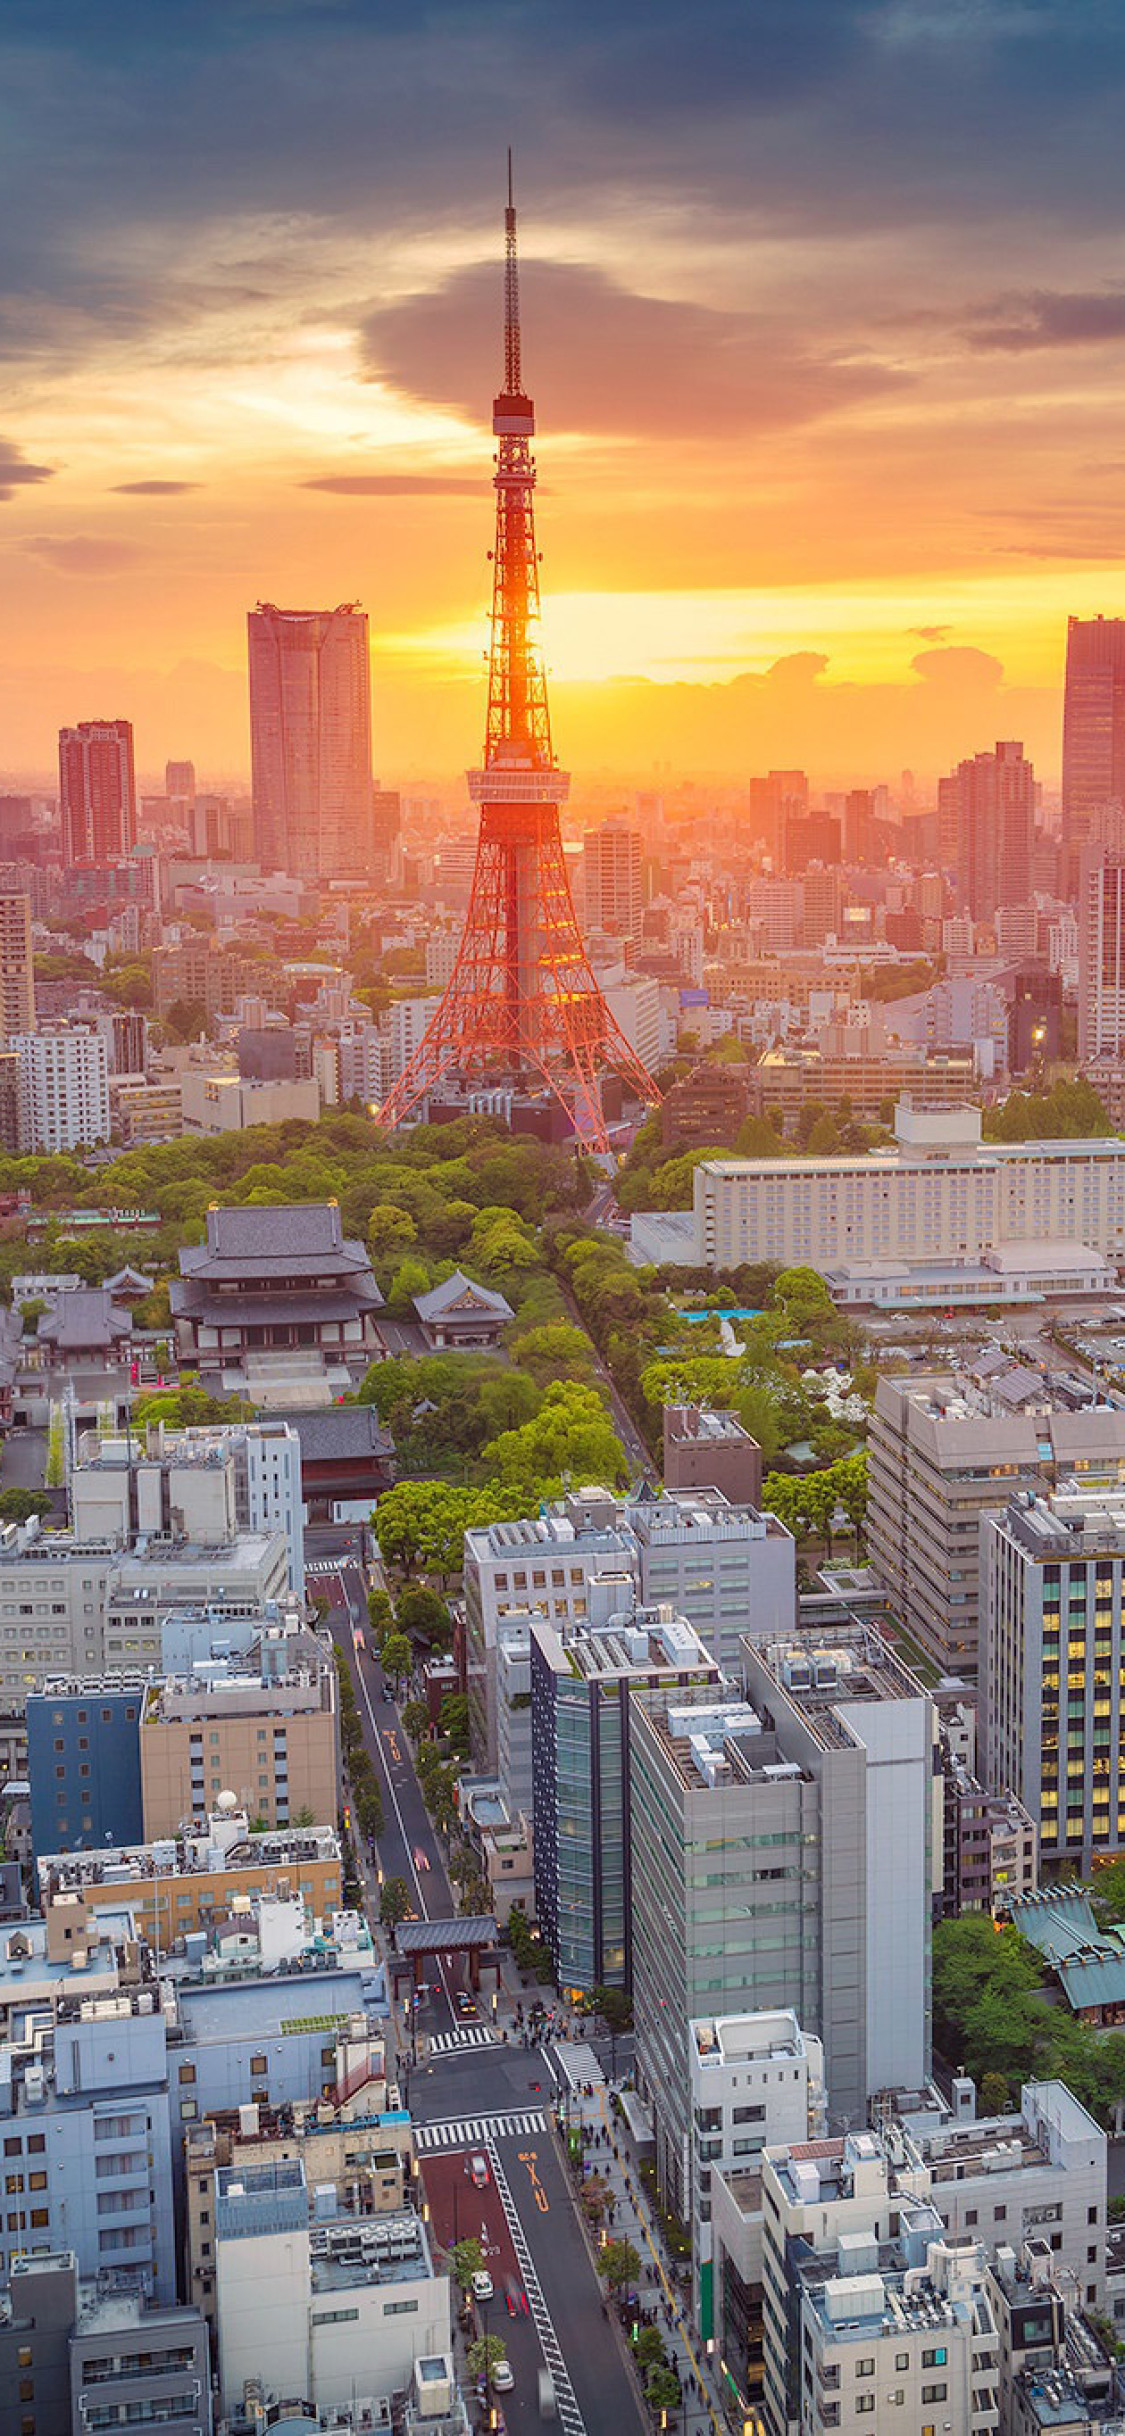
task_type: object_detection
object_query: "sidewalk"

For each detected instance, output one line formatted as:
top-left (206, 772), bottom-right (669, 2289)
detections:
top-left (546, 2047), bottom-right (733, 2436)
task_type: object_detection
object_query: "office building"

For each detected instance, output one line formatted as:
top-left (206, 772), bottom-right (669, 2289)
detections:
top-left (582, 820), bottom-right (643, 944)
top-left (530, 1603), bottom-right (720, 1996)
top-left (662, 1404), bottom-right (763, 1507)
top-left (184, 2098), bottom-right (411, 2333)
top-left (248, 602), bottom-right (373, 879)
top-left (942, 738), bottom-right (1036, 920)
top-left (868, 1367), bottom-right (1125, 1676)
top-left (372, 785), bottom-right (401, 875)
top-left (1063, 614), bottom-right (1125, 850)
top-left (687, 2008), bottom-right (824, 2342)
top-left (214, 2161), bottom-right (450, 2424)
top-left (138, 1648), bottom-right (339, 1838)
top-left (631, 1627), bottom-right (936, 2210)
top-left (58, 720), bottom-right (137, 868)
top-left (463, 1494), bottom-right (639, 1771)
top-left (627, 1488), bottom-right (796, 1675)
top-left (26, 1678), bottom-right (144, 1858)
top-left (151, 940), bottom-right (288, 1023)
top-left (753, 1036), bottom-right (977, 1125)
top-left (760, 2136), bottom-right (1000, 2436)
top-left (0, 1519), bottom-right (291, 1708)
top-left (694, 1097), bottom-right (1125, 1276)
top-left (0, 2252), bottom-right (212, 2436)
top-left (659, 1061), bottom-right (751, 1152)
top-left (0, 892), bottom-right (34, 1045)
top-left (982, 1484), bottom-right (1125, 1875)
top-left (72, 1418), bottom-right (306, 1595)
top-left (38, 1808), bottom-right (344, 1949)
top-left (14, 1027), bottom-right (110, 1154)
top-left (0, 1994), bottom-right (176, 2301)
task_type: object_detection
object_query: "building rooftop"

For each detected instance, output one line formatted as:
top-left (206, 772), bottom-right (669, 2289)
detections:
top-left (751, 1628), bottom-right (929, 1750)
top-left (38, 1813), bottom-right (341, 1898)
top-left (535, 1603), bottom-right (718, 1684)
top-left (691, 2008), bottom-right (804, 2069)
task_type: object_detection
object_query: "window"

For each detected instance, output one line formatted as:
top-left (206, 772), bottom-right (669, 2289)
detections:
top-left (4, 2139), bottom-right (21, 2158)
top-left (922, 2349), bottom-right (947, 2369)
top-left (250, 2055), bottom-right (267, 2076)
top-left (178, 2064), bottom-right (196, 2085)
top-left (856, 2360), bottom-right (875, 2378)
top-left (921, 2387), bottom-right (947, 2405)
top-left (895, 2355), bottom-right (909, 2373)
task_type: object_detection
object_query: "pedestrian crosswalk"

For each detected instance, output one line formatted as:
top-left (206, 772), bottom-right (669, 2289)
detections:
top-left (413, 2109), bottom-right (547, 2151)
top-left (427, 2026), bottom-right (498, 2056)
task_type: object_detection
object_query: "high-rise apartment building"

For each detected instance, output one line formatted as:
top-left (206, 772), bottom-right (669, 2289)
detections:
top-left (868, 1367), bottom-right (1125, 1676)
top-left (582, 820), bottom-right (643, 944)
top-left (247, 603), bottom-right (373, 879)
top-left (943, 739), bottom-right (1035, 920)
top-left (58, 720), bottom-right (137, 867)
top-left (0, 891), bottom-right (34, 1043)
top-left (14, 1026), bottom-right (110, 1153)
top-left (1078, 849), bottom-right (1125, 1059)
top-left (982, 1484), bottom-right (1125, 1876)
top-left (1063, 614), bottom-right (1125, 849)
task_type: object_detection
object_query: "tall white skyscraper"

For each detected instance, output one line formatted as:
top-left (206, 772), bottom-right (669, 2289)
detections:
top-left (582, 820), bottom-right (643, 945)
top-left (247, 603), bottom-right (373, 880)
top-left (15, 1028), bottom-right (110, 1154)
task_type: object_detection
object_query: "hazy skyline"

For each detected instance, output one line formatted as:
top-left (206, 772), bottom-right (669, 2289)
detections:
top-left (4, 0), bottom-right (1125, 785)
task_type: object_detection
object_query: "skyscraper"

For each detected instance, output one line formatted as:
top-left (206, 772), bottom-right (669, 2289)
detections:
top-left (1063, 614), bottom-right (1125, 849)
top-left (58, 720), bottom-right (137, 868)
top-left (247, 603), bottom-right (373, 879)
top-left (582, 819), bottom-right (643, 943)
top-left (942, 738), bottom-right (1035, 921)
top-left (1078, 849), bottom-right (1125, 1059)
top-left (0, 894), bottom-right (35, 1045)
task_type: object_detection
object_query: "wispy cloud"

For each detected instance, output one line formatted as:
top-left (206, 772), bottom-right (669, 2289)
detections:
top-left (0, 438), bottom-right (53, 500)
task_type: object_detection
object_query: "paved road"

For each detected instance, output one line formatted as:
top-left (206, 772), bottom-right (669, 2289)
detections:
top-left (412, 2043), bottom-right (646, 2436)
top-left (321, 1558), bottom-right (464, 2040)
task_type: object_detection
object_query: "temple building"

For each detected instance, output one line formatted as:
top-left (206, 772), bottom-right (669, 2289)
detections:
top-left (172, 1202), bottom-right (383, 1406)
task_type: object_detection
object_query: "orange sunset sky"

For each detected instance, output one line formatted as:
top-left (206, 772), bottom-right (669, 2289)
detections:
top-left (4, 0), bottom-right (1125, 793)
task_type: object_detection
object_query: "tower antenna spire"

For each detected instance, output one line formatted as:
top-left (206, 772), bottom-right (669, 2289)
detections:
top-left (375, 172), bottom-right (660, 1153)
top-left (504, 147), bottom-right (521, 398)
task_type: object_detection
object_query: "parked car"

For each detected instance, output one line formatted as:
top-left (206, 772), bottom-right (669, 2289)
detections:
top-left (472, 2270), bottom-right (494, 2303)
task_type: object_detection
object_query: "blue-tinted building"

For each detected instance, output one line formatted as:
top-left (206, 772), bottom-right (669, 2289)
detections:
top-left (27, 1681), bottom-right (144, 1857)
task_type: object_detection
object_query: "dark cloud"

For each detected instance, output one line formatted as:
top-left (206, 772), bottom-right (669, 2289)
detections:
top-left (301, 472), bottom-right (480, 495)
top-left (362, 260), bottom-right (904, 439)
top-left (967, 286), bottom-right (1125, 351)
top-left (0, 438), bottom-right (53, 500)
top-left (2, 0), bottom-right (1125, 392)
top-left (22, 535), bottom-right (143, 574)
top-left (110, 478), bottom-right (201, 494)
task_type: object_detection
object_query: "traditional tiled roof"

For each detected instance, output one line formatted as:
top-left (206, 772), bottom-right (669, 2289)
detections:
top-left (37, 1290), bottom-right (132, 1351)
top-left (413, 1269), bottom-right (513, 1323)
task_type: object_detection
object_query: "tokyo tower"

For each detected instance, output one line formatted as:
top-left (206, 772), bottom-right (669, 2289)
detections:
top-left (375, 164), bottom-right (660, 1152)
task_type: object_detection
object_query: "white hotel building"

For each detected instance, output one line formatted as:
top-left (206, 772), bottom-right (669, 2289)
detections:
top-left (693, 1100), bottom-right (1125, 1275)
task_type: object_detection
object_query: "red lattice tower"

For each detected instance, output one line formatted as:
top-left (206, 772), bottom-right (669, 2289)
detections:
top-left (376, 164), bottom-right (660, 1152)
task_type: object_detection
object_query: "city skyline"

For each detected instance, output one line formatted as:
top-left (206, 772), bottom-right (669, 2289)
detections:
top-left (4, 4), bottom-right (1125, 782)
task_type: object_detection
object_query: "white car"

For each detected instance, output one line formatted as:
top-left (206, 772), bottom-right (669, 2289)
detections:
top-left (471, 2270), bottom-right (494, 2303)
top-left (491, 2360), bottom-right (514, 2393)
